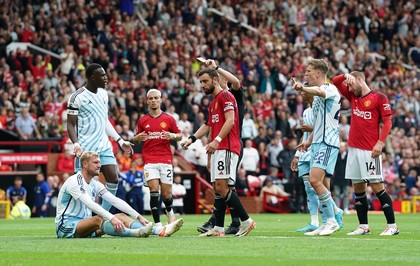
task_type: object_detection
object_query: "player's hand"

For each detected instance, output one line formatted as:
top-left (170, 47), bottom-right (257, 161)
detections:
top-left (133, 131), bottom-right (148, 143)
top-left (121, 141), bottom-right (134, 156)
top-left (181, 138), bottom-right (192, 150)
top-left (295, 141), bottom-right (310, 152)
top-left (371, 141), bottom-right (384, 158)
top-left (110, 216), bottom-right (126, 233)
top-left (205, 140), bottom-right (219, 154)
top-left (41, 203), bottom-right (47, 212)
top-left (162, 130), bottom-right (176, 140)
top-left (137, 215), bottom-right (149, 226)
top-left (205, 59), bottom-right (217, 69)
top-left (291, 77), bottom-right (303, 91)
top-left (74, 143), bottom-right (83, 158)
top-left (290, 156), bottom-right (299, 172)
top-left (301, 124), bottom-right (313, 132)
top-left (344, 73), bottom-right (356, 86)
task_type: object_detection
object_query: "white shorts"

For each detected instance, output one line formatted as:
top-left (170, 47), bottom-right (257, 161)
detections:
top-left (345, 147), bottom-right (384, 184)
top-left (210, 150), bottom-right (239, 185)
top-left (144, 163), bottom-right (173, 185)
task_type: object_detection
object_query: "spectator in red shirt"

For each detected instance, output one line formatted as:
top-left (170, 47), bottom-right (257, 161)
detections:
top-left (57, 150), bottom-right (75, 172)
top-left (28, 54), bottom-right (50, 81)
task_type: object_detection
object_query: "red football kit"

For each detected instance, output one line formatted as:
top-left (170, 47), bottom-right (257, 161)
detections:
top-left (208, 90), bottom-right (241, 155)
top-left (136, 112), bottom-right (181, 164)
top-left (332, 74), bottom-right (392, 151)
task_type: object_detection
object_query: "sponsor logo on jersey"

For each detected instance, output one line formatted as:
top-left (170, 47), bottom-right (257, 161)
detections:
top-left (383, 104), bottom-right (391, 111)
top-left (353, 107), bottom-right (371, 119)
top-left (160, 122), bottom-right (167, 128)
top-left (145, 124), bottom-right (150, 128)
top-left (212, 114), bottom-right (219, 123)
top-left (364, 100), bottom-right (371, 107)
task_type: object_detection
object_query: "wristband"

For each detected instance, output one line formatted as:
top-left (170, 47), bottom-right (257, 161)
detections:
top-left (117, 137), bottom-right (124, 146)
top-left (215, 136), bottom-right (222, 142)
top-left (170, 133), bottom-right (176, 140)
top-left (188, 135), bottom-right (197, 143)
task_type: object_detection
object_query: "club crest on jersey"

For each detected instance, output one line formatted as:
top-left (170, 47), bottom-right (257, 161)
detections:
top-left (160, 122), bottom-right (167, 128)
top-left (145, 171), bottom-right (149, 178)
top-left (364, 100), bottom-right (371, 107)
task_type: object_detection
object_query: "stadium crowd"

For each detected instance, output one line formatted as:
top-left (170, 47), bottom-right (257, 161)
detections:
top-left (0, 0), bottom-right (419, 214)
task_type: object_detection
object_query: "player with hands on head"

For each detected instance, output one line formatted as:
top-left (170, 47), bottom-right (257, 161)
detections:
top-left (67, 63), bottom-right (133, 211)
top-left (332, 71), bottom-right (398, 236)
top-left (195, 57), bottom-right (245, 235)
top-left (182, 67), bottom-right (255, 237)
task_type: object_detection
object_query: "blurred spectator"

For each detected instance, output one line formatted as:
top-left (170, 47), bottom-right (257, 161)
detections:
top-left (277, 138), bottom-right (298, 183)
top-left (6, 176), bottom-right (27, 208)
top-left (56, 149), bottom-right (75, 172)
top-left (267, 130), bottom-right (284, 172)
top-left (32, 172), bottom-right (50, 217)
top-left (333, 142), bottom-right (350, 214)
top-left (122, 161), bottom-right (144, 215)
top-left (47, 175), bottom-right (60, 217)
top-left (241, 112), bottom-right (258, 141)
top-left (256, 142), bottom-right (270, 176)
top-left (235, 168), bottom-right (250, 196)
top-left (15, 106), bottom-right (41, 140)
top-left (241, 139), bottom-right (260, 177)
top-left (172, 175), bottom-right (187, 214)
top-left (259, 177), bottom-right (290, 206)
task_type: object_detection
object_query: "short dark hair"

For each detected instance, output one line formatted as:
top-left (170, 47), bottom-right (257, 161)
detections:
top-left (86, 63), bottom-right (103, 79)
top-left (197, 68), bottom-right (219, 79)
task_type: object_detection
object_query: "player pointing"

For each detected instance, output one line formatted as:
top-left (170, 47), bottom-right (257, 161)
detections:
top-left (292, 59), bottom-right (342, 236)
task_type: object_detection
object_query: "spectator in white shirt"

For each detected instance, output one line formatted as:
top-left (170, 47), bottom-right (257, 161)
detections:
top-left (240, 139), bottom-right (260, 176)
top-left (241, 112), bottom-right (258, 141)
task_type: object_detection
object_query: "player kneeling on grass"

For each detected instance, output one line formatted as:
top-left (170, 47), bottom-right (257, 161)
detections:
top-left (55, 151), bottom-right (182, 238)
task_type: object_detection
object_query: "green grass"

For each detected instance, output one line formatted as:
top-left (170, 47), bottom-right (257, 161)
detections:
top-left (0, 213), bottom-right (419, 266)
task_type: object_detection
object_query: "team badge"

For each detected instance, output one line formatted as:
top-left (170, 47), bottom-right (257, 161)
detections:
top-left (145, 171), bottom-right (149, 178)
top-left (160, 122), bottom-right (167, 128)
top-left (364, 100), bottom-right (371, 107)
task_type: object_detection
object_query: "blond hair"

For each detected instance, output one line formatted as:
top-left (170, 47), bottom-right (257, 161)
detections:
top-left (307, 59), bottom-right (329, 75)
top-left (80, 151), bottom-right (99, 165)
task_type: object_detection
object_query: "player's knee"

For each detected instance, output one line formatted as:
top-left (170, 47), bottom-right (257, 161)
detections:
top-left (93, 216), bottom-right (103, 227)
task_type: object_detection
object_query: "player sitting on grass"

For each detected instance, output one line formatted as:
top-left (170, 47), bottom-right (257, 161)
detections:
top-left (55, 151), bottom-right (181, 238)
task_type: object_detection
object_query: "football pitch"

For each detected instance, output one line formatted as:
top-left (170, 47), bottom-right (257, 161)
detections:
top-left (0, 213), bottom-right (418, 266)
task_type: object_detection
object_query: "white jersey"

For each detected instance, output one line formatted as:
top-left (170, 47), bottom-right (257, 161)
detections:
top-left (311, 83), bottom-right (341, 148)
top-left (297, 107), bottom-right (313, 162)
top-left (67, 87), bottom-right (111, 152)
top-left (55, 173), bottom-right (112, 223)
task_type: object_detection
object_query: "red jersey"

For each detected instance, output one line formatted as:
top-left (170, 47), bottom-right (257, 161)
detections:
top-left (208, 90), bottom-right (241, 155)
top-left (333, 75), bottom-right (392, 151)
top-left (136, 112), bottom-right (181, 164)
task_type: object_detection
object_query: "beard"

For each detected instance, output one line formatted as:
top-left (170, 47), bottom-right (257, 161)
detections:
top-left (354, 84), bottom-right (362, 97)
top-left (204, 83), bottom-right (215, 95)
